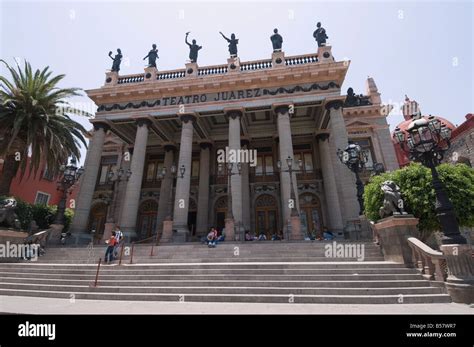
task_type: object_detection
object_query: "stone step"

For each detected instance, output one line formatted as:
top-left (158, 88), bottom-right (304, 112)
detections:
top-left (0, 267), bottom-right (417, 275)
top-left (0, 282), bottom-right (445, 296)
top-left (0, 272), bottom-right (423, 281)
top-left (0, 276), bottom-right (435, 288)
top-left (0, 288), bottom-right (452, 304)
top-left (0, 261), bottom-right (407, 270)
top-left (35, 257), bottom-right (386, 264)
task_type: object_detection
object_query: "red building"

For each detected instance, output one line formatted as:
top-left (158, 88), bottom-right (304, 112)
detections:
top-left (0, 158), bottom-right (79, 207)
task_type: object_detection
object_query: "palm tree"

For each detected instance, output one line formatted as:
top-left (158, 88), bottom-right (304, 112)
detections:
top-left (0, 59), bottom-right (90, 196)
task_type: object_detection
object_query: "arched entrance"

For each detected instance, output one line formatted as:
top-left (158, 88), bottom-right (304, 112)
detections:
top-left (299, 193), bottom-right (323, 238)
top-left (87, 202), bottom-right (108, 244)
top-left (214, 196), bottom-right (228, 232)
top-left (255, 194), bottom-right (278, 239)
top-left (137, 199), bottom-right (158, 239)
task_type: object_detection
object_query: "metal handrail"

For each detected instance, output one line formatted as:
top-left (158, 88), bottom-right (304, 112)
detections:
top-left (129, 233), bottom-right (160, 264)
top-left (91, 257), bottom-right (102, 287)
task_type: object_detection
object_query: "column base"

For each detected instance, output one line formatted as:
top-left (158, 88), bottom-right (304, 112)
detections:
top-left (225, 218), bottom-right (235, 241)
top-left (48, 224), bottom-right (64, 245)
top-left (290, 216), bottom-right (303, 240)
top-left (160, 220), bottom-right (174, 243)
top-left (441, 244), bottom-right (474, 304)
top-left (72, 232), bottom-right (93, 245)
top-left (121, 227), bottom-right (138, 243)
top-left (172, 225), bottom-right (189, 243)
top-left (103, 222), bottom-right (115, 242)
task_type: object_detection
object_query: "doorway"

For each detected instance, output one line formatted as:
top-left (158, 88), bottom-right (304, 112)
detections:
top-left (299, 193), bottom-right (323, 238)
top-left (214, 196), bottom-right (228, 232)
top-left (255, 194), bottom-right (278, 239)
top-left (87, 202), bottom-right (108, 244)
top-left (137, 200), bottom-right (158, 239)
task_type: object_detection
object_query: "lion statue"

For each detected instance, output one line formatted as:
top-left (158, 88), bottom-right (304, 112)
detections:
top-left (0, 197), bottom-right (21, 229)
top-left (379, 181), bottom-right (407, 218)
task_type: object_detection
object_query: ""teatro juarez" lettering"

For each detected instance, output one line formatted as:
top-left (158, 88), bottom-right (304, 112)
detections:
top-left (161, 88), bottom-right (262, 106)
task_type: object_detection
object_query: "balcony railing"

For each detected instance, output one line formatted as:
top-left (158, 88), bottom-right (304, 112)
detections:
top-left (109, 52), bottom-right (321, 85)
top-left (407, 237), bottom-right (447, 282)
top-left (240, 59), bottom-right (272, 72)
top-left (117, 74), bottom-right (145, 84)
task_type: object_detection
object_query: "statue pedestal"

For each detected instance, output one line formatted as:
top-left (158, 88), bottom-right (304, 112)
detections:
top-left (144, 67), bottom-right (158, 82)
top-left (317, 45), bottom-right (333, 63)
top-left (272, 51), bottom-right (285, 68)
top-left (440, 244), bottom-right (474, 304)
top-left (185, 62), bottom-right (198, 78)
top-left (227, 57), bottom-right (240, 73)
top-left (290, 216), bottom-right (303, 240)
top-left (373, 215), bottom-right (418, 266)
top-left (225, 218), bottom-right (235, 241)
top-left (104, 71), bottom-right (118, 86)
top-left (161, 220), bottom-right (173, 243)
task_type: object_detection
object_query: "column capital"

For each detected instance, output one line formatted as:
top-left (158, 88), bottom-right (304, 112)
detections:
top-left (315, 132), bottom-right (330, 142)
top-left (178, 113), bottom-right (197, 124)
top-left (325, 100), bottom-right (344, 111)
top-left (92, 122), bottom-right (110, 132)
top-left (163, 142), bottom-right (177, 152)
top-left (135, 118), bottom-right (153, 128)
top-left (199, 141), bottom-right (213, 150)
top-left (272, 103), bottom-right (293, 116)
top-left (224, 108), bottom-right (244, 119)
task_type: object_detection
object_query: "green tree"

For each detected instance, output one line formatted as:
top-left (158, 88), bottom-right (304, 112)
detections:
top-left (364, 163), bottom-right (474, 241)
top-left (0, 59), bottom-right (90, 196)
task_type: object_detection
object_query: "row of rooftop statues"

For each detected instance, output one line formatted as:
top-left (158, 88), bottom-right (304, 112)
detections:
top-left (108, 22), bottom-right (329, 72)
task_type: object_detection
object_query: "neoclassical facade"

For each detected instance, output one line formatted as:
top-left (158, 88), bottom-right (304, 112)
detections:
top-left (70, 46), bottom-right (399, 243)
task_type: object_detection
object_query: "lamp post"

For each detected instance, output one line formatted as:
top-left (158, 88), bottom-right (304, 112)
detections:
top-left (393, 113), bottom-right (466, 245)
top-left (337, 143), bottom-right (368, 216)
top-left (105, 167), bottom-right (132, 224)
top-left (218, 162), bottom-right (242, 240)
top-left (218, 162), bottom-right (242, 221)
top-left (54, 158), bottom-right (84, 225)
top-left (277, 156), bottom-right (303, 217)
top-left (158, 164), bottom-right (185, 221)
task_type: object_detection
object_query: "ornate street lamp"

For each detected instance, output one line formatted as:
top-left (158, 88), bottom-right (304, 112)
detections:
top-left (218, 162), bottom-right (242, 221)
top-left (337, 143), bottom-right (369, 215)
top-left (277, 156), bottom-right (303, 217)
top-left (105, 167), bottom-right (132, 224)
top-left (393, 113), bottom-right (466, 245)
top-left (158, 164), bottom-right (185, 221)
top-left (54, 158), bottom-right (84, 224)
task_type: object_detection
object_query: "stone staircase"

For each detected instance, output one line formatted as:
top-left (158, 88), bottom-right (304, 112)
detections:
top-left (0, 241), bottom-right (451, 304)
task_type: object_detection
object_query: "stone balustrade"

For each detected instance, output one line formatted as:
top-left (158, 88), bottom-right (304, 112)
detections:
top-left (407, 237), bottom-right (447, 282)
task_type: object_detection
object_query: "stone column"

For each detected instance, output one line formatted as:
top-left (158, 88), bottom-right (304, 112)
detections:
top-left (226, 109), bottom-right (243, 231)
top-left (325, 101), bottom-right (359, 222)
top-left (275, 104), bottom-right (299, 234)
top-left (241, 139), bottom-right (251, 232)
top-left (70, 122), bottom-right (109, 243)
top-left (119, 118), bottom-right (151, 240)
top-left (156, 144), bottom-right (175, 234)
top-left (374, 126), bottom-right (400, 171)
top-left (173, 113), bottom-right (196, 241)
top-left (316, 133), bottom-right (344, 234)
top-left (196, 141), bottom-right (212, 236)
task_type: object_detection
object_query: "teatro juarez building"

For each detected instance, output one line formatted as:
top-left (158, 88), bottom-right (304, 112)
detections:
top-left (70, 42), bottom-right (399, 244)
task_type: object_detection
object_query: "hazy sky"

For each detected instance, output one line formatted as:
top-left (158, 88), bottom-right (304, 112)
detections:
top-left (1, 0), bottom-right (473, 162)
